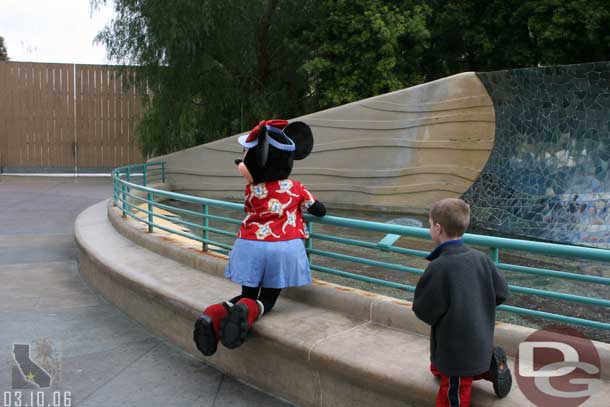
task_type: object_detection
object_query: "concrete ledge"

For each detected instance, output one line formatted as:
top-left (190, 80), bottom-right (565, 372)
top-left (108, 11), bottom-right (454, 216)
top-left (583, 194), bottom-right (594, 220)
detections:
top-left (76, 200), bottom-right (610, 406)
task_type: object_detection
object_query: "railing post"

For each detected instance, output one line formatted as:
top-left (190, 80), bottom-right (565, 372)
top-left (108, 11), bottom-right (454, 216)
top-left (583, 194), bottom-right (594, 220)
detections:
top-left (147, 192), bottom-right (154, 233)
top-left (161, 162), bottom-right (166, 183)
top-left (202, 204), bottom-right (208, 251)
top-left (306, 221), bottom-right (313, 262)
top-left (490, 247), bottom-right (499, 264)
top-left (112, 177), bottom-right (117, 205)
top-left (121, 181), bottom-right (127, 218)
top-left (118, 169), bottom-right (129, 218)
top-left (143, 163), bottom-right (148, 186)
top-left (125, 167), bottom-right (132, 217)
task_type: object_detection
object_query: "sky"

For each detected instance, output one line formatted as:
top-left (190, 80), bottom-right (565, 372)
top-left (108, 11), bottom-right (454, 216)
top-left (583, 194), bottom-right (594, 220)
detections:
top-left (1, 0), bottom-right (115, 65)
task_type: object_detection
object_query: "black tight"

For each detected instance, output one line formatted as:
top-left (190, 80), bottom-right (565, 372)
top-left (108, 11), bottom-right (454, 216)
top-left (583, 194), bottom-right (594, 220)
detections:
top-left (229, 286), bottom-right (281, 315)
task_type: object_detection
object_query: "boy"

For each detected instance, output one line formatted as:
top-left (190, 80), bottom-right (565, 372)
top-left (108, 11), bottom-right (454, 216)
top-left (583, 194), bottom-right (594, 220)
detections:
top-left (413, 198), bottom-right (512, 407)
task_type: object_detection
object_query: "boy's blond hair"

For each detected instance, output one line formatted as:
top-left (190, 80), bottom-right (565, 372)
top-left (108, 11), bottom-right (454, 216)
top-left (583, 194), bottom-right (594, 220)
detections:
top-left (429, 198), bottom-right (471, 237)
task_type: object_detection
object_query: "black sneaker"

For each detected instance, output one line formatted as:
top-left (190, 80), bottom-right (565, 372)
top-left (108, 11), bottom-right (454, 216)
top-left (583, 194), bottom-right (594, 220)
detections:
top-left (193, 314), bottom-right (218, 356)
top-left (490, 346), bottom-right (512, 398)
top-left (219, 303), bottom-right (250, 349)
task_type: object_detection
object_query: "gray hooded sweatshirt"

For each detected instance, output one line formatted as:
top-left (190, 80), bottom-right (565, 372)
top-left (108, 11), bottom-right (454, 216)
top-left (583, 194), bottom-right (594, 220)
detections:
top-left (413, 240), bottom-right (509, 377)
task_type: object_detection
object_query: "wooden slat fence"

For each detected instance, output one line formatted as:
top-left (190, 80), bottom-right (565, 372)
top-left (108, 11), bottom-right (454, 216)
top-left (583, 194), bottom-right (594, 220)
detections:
top-left (0, 61), bottom-right (143, 173)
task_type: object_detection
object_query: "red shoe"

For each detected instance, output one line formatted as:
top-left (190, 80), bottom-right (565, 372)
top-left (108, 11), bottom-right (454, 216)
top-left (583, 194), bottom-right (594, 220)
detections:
top-left (193, 302), bottom-right (231, 356)
top-left (220, 298), bottom-right (263, 349)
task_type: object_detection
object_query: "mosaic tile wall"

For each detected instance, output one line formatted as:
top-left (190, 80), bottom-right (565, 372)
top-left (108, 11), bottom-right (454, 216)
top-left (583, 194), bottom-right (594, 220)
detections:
top-left (463, 62), bottom-right (610, 248)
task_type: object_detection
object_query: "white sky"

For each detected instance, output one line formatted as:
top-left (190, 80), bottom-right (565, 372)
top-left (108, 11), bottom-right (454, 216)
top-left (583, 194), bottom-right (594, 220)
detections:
top-left (1, 0), bottom-right (115, 64)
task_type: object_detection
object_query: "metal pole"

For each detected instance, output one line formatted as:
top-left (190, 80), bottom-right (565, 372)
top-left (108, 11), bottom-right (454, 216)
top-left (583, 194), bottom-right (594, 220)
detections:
top-left (121, 181), bottom-right (127, 218)
top-left (202, 204), bottom-right (208, 251)
top-left (148, 192), bottom-right (154, 233)
top-left (125, 167), bottom-right (131, 216)
top-left (306, 222), bottom-right (313, 262)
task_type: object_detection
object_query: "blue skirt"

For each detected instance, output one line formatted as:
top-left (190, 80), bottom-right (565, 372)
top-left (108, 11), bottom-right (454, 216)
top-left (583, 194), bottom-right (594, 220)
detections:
top-left (224, 238), bottom-right (312, 289)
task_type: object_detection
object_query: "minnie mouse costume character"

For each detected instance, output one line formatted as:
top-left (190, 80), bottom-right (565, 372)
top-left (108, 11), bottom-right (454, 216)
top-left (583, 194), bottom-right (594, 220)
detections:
top-left (193, 119), bottom-right (326, 356)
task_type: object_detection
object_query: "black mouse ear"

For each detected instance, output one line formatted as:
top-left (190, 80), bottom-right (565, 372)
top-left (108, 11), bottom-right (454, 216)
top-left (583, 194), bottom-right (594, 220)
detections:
top-left (256, 126), bottom-right (270, 167)
top-left (284, 121), bottom-right (313, 160)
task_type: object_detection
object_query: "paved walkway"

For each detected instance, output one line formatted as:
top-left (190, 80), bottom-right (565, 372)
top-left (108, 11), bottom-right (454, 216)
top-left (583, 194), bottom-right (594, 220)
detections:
top-left (0, 176), bottom-right (291, 407)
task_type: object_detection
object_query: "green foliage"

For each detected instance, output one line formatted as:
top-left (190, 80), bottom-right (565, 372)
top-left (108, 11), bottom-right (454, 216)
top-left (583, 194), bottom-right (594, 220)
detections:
top-left (527, 0), bottom-right (610, 64)
top-left (93, 0), bottom-right (318, 157)
top-left (92, 0), bottom-right (610, 156)
top-left (421, 0), bottom-right (536, 78)
top-left (0, 36), bottom-right (8, 61)
top-left (421, 0), bottom-right (610, 79)
top-left (302, 0), bottom-right (431, 108)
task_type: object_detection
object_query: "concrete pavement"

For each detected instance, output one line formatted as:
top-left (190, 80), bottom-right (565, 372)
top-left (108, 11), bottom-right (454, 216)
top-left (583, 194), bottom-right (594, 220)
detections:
top-left (0, 176), bottom-right (291, 407)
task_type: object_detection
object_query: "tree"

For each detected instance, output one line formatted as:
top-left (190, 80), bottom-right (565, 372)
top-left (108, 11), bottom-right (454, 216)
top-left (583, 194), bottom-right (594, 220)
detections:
top-left (92, 0), bottom-right (610, 156)
top-left (527, 0), bottom-right (610, 65)
top-left (419, 0), bottom-right (610, 80)
top-left (420, 0), bottom-right (536, 79)
top-left (301, 0), bottom-right (431, 109)
top-left (92, 0), bottom-right (319, 157)
top-left (0, 36), bottom-right (8, 61)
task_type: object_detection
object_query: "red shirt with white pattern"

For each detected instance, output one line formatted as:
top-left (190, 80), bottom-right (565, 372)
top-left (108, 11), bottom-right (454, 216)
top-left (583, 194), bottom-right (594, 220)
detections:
top-left (238, 179), bottom-right (316, 241)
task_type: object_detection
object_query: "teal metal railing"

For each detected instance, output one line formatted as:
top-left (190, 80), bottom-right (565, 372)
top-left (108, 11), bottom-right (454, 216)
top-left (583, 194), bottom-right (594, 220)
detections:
top-left (112, 162), bottom-right (610, 331)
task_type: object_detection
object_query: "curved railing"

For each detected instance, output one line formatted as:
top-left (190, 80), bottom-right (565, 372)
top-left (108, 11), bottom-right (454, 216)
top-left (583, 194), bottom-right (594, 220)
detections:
top-left (112, 162), bottom-right (610, 331)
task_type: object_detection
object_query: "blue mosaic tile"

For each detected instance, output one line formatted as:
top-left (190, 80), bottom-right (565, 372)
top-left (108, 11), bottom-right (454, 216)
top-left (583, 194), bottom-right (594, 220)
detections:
top-left (463, 62), bottom-right (610, 248)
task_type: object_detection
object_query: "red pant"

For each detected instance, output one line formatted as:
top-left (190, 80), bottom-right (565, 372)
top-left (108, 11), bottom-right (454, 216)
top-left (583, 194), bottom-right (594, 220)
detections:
top-left (430, 364), bottom-right (490, 407)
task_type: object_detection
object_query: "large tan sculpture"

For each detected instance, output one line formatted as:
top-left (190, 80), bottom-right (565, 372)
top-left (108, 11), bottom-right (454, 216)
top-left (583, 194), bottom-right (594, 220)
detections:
top-left (153, 72), bottom-right (495, 213)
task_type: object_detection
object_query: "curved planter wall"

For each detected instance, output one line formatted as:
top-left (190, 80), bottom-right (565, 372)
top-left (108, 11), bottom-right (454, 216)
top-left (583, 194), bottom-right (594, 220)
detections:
top-left (153, 62), bottom-right (610, 248)
top-left (75, 199), bottom-right (610, 406)
top-left (154, 72), bottom-right (495, 213)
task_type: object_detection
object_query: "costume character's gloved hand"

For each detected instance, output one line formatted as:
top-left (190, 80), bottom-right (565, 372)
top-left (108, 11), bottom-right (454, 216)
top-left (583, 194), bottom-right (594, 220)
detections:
top-left (307, 200), bottom-right (326, 217)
